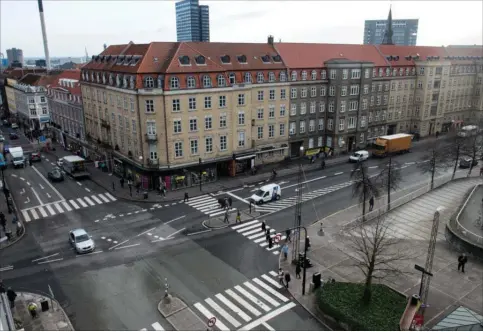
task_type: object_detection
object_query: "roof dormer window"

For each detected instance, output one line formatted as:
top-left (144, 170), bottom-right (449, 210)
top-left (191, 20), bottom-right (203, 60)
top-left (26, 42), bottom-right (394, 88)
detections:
top-left (130, 55), bottom-right (141, 66)
top-left (256, 72), bottom-right (264, 83)
top-left (217, 75), bottom-right (226, 87)
top-left (244, 72), bottom-right (252, 83)
top-left (170, 77), bottom-right (179, 89)
top-left (105, 55), bottom-right (111, 63)
top-left (179, 55), bottom-right (190, 65)
top-left (116, 55), bottom-right (125, 65)
top-left (237, 55), bottom-right (247, 64)
top-left (311, 70), bottom-right (317, 80)
top-left (261, 55), bottom-right (270, 64)
top-left (144, 76), bottom-right (154, 89)
top-left (123, 55), bottom-right (133, 65)
top-left (195, 55), bottom-right (206, 65)
top-left (291, 71), bottom-right (297, 81)
top-left (220, 55), bottom-right (231, 64)
top-left (203, 75), bottom-right (212, 88)
top-left (187, 76), bottom-right (196, 89)
top-left (268, 72), bottom-right (275, 83)
top-left (301, 71), bottom-right (307, 80)
top-left (280, 71), bottom-right (287, 82)
top-left (272, 55), bottom-right (282, 63)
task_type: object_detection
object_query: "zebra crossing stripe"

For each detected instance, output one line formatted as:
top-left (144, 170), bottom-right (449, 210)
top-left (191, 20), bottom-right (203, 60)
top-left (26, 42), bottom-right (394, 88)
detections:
top-left (215, 294), bottom-right (251, 322)
top-left (242, 282), bottom-right (279, 307)
top-left (77, 198), bottom-right (88, 208)
top-left (45, 204), bottom-right (56, 216)
top-left (22, 210), bottom-right (31, 222)
top-left (91, 195), bottom-right (103, 204)
top-left (97, 193), bottom-right (110, 203)
top-left (241, 228), bottom-right (263, 237)
top-left (259, 275), bottom-right (283, 290)
top-left (194, 303), bottom-right (230, 331)
top-left (69, 199), bottom-right (80, 209)
top-left (268, 271), bottom-right (278, 277)
top-left (247, 232), bottom-right (266, 240)
top-left (234, 285), bottom-right (271, 312)
top-left (38, 206), bottom-right (48, 217)
top-left (232, 220), bottom-right (259, 230)
top-left (84, 196), bottom-right (96, 206)
top-left (225, 289), bottom-right (261, 317)
top-left (205, 297), bottom-right (241, 328)
top-left (151, 322), bottom-right (164, 331)
top-left (105, 193), bottom-right (117, 201)
top-left (237, 223), bottom-right (261, 233)
top-left (61, 201), bottom-right (72, 211)
top-left (30, 209), bottom-right (39, 220)
top-left (54, 203), bottom-right (64, 213)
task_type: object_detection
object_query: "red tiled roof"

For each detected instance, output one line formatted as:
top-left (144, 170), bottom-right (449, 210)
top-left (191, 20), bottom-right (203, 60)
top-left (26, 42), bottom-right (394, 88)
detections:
top-left (45, 70), bottom-right (82, 95)
top-left (376, 45), bottom-right (448, 66)
top-left (82, 42), bottom-right (150, 73)
top-left (275, 43), bottom-right (388, 68)
top-left (443, 46), bottom-right (483, 57)
top-left (137, 42), bottom-right (178, 73)
top-left (3, 68), bottom-right (47, 80)
top-left (18, 73), bottom-right (44, 86)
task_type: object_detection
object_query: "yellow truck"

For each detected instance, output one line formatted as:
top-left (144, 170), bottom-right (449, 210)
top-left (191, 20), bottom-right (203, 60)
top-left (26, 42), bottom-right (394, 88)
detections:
top-left (372, 133), bottom-right (413, 158)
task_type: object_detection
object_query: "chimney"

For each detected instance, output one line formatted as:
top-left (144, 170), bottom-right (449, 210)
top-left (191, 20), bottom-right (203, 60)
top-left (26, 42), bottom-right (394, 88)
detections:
top-left (267, 35), bottom-right (274, 45)
top-left (37, 0), bottom-right (51, 70)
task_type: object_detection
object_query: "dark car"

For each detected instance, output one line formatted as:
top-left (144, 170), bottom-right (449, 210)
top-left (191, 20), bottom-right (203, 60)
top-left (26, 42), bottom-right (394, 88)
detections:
top-left (459, 157), bottom-right (478, 168)
top-left (48, 167), bottom-right (64, 182)
top-left (9, 132), bottom-right (18, 140)
top-left (30, 152), bottom-right (42, 162)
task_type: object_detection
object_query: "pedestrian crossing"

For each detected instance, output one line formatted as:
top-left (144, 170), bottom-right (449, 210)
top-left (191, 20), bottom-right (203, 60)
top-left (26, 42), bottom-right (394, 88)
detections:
top-left (139, 321), bottom-right (166, 331)
top-left (184, 194), bottom-right (236, 217)
top-left (231, 220), bottom-right (288, 255)
top-left (21, 192), bottom-right (117, 222)
top-left (255, 181), bottom-right (354, 214)
top-left (193, 271), bottom-right (296, 331)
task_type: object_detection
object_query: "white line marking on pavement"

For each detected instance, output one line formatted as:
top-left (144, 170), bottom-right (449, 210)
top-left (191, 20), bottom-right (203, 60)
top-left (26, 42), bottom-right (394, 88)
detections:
top-left (234, 285), bottom-right (270, 312)
top-left (32, 165), bottom-right (65, 201)
top-left (164, 215), bottom-right (186, 224)
top-left (115, 243), bottom-right (140, 250)
top-left (252, 278), bottom-right (288, 301)
top-left (262, 322), bottom-right (275, 331)
top-left (136, 227), bottom-right (156, 237)
top-left (334, 172), bottom-right (343, 175)
top-left (37, 258), bottom-right (64, 265)
top-left (39, 184), bottom-right (44, 189)
top-left (108, 239), bottom-right (129, 250)
top-left (61, 201), bottom-right (72, 211)
top-left (205, 297), bottom-right (241, 328)
top-left (76, 250), bottom-right (103, 258)
top-left (240, 302), bottom-right (297, 331)
top-left (228, 187), bottom-right (245, 193)
top-left (30, 187), bottom-right (44, 205)
top-left (85, 188), bottom-right (91, 192)
top-left (77, 181), bottom-right (82, 186)
top-left (22, 210), bottom-right (31, 222)
top-left (45, 204), bottom-right (56, 215)
top-left (30, 209), bottom-right (39, 220)
top-left (50, 162), bottom-right (55, 166)
top-left (11, 174), bottom-right (17, 178)
top-left (91, 195), bottom-right (103, 204)
top-left (151, 322), bottom-right (164, 331)
top-left (0, 266), bottom-right (13, 272)
top-left (69, 199), bottom-right (80, 209)
top-left (53, 203), bottom-right (64, 213)
top-left (165, 228), bottom-right (185, 239)
top-left (194, 303), bottom-right (230, 331)
top-left (98, 193), bottom-right (110, 203)
top-left (38, 206), bottom-right (48, 218)
top-left (225, 289), bottom-right (261, 317)
top-left (243, 282), bottom-right (279, 307)
top-left (215, 294), bottom-right (251, 322)
top-left (46, 193), bottom-right (51, 198)
top-left (227, 191), bottom-right (250, 204)
top-left (281, 175), bottom-right (327, 190)
top-left (369, 166), bottom-right (378, 169)
top-left (77, 198), bottom-right (88, 208)
top-left (105, 193), bottom-right (117, 201)
top-left (260, 274), bottom-right (282, 289)
top-left (32, 253), bottom-right (59, 262)
top-left (186, 229), bottom-right (212, 236)
top-left (84, 196), bottom-right (95, 206)
top-left (20, 177), bottom-right (25, 181)
top-left (268, 271), bottom-right (278, 277)
top-left (232, 219), bottom-right (260, 230)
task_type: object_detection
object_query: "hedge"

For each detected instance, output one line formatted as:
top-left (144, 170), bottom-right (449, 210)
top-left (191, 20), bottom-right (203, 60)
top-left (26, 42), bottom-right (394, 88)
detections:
top-left (316, 282), bottom-right (407, 331)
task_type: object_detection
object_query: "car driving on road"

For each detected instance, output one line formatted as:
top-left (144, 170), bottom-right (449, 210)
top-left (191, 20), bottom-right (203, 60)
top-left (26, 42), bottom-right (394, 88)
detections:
top-left (48, 167), bottom-right (64, 182)
top-left (349, 150), bottom-right (370, 162)
top-left (459, 157), bottom-right (478, 168)
top-left (69, 228), bottom-right (95, 254)
top-left (30, 152), bottom-right (42, 162)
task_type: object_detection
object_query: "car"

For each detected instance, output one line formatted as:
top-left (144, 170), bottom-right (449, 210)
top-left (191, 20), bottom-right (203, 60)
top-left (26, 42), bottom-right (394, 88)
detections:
top-left (30, 152), bottom-right (42, 162)
top-left (69, 228), bottom-right (95, 254)
top-left (9, 132), bottom-right (18, 140)
top-left (459, 157), bottom-right (478, 168)
top-left (250, 183), bottom-right (281, 205)
top-left (349, 150), bottom-right (370, 163)
top-left (10, 123), bottom-right (18, 129)
top-left (48, 167), bottom-right (64, 181)
top-left (56, 158), bottom-right (64, 167)
top-left (0, 135), bottom-right (4, 142)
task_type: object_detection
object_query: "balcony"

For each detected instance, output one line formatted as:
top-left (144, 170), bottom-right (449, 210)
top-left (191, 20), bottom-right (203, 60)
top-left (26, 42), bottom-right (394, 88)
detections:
top-left (145, 133), bottom-right (158, 142)
top-left (100, 119), bottom-right (110, 129)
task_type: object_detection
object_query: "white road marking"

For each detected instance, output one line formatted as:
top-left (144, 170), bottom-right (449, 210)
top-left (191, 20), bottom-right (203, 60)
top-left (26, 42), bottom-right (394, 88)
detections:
top-left (225, 289), bottom-right (261, 317)
top-left (20, 177), bottom-right (25, 181)
top-left (194, 303), bottom-right (230, 331)
top-left (11, 174), bottom-right (17, 178)
top-left (228, 187), bottom-right (245, 193)
top-left (46, 193), bottom-right (51, 198)
top-left (280, 175), bottom-right (327, 190)
top-left (105, 193), bottom-right (117, 201)
top-left (62, 201), bottom-right (72, 211)
top-left (98, 193), bottom-right (111, 203)
top-left (369, 166), bottom-right (378, 169)
top-left (186, 229), bottom-right (212, 236)
top-left (0, 266), bottom-right (13, 272)
top-left (268, 271), bottom-right (278, 277)
top-left (22, 210), bottom-right (31, 222)
top-left (39, 184), bottom-right (44, 189)
top-left (37, 258), bottom-right (64, 265)
top-left (239, 302), bottom-right (297, 331)
top-left (32, 253), bottom-right (59, 262)
top-left (108, 239), bottom-right (129, 250)
top-left (45, 204), bottom-right (56, 216)
top-left (151, 322), bottom-right (164, 331)
top-left (85, 188), bottom-right (91, 192)
top-left (136, 227), bottom-right (156, 237)
top-left (165, 228), bottom-right (185, 239)
top-left (30, 187), bottom-right (44, 205)
top-left (91, 195), bottom-right (103, 204)
top-left (30, 209), bottom-right (39, 220)
top-left (205, 297), bottom-right (241, 328)
top-left (50, 162), bottom-right (55, 166)
top-left (234, 285), bottom-right (270, 312)
top-left (54, 203), bottom-right (64, 213)
top-left (232, 219), bottom-right (260, 230)
top-left (83, 196), bottom-right (95, 206)
top-left (262, 322), bottom-right (275, 331)
top-left (38, 206), bottom-right (48, 218)
top-left (260, 274), bottom-right (282, 289)
top-left (76, 181), bottom-right (82, 186)
top-left (252, 278), bottom-right (288, 301)
top-left (32, 165), bottom-right (65, 201)
top-left (164, 215), bottom-right (186, 224)
top-left (243, 282), bottom-right (279, 307)
top-left (77, 198), bottom-right (88, 208)
top-left (227, 191), bottom-right (250, 204)
top-left (334, 172), bottom-right (343, 175)
top-left (115, 243), bottom-right (140, 250)
top-left (215, 293), bottom-right (251, 322)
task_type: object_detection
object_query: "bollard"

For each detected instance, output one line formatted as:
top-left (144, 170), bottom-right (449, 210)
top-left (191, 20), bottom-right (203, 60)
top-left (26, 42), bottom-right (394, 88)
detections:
top-left (163, 278), bottom-right (172, 304)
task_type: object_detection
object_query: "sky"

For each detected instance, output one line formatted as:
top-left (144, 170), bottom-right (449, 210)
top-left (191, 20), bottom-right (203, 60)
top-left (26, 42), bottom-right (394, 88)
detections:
top-left (1, 0), bottom-right (482, 58)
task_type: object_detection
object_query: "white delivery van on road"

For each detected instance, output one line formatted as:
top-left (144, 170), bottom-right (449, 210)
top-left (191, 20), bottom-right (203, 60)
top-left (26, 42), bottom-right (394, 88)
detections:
top-left (61, 155), bottom-right (90, 179)
top-left (9, 147), bottom-right (25, 168)
top-left (250, 183), bottom-right (281, 205)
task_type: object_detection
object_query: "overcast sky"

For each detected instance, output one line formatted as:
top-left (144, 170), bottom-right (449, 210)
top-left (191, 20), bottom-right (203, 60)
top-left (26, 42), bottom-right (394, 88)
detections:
top-left (1, 1), bottom-right (482, 58)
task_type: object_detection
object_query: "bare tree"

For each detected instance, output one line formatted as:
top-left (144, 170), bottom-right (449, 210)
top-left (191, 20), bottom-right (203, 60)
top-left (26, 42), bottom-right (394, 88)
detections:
top-left (461, 132), bottom-right (483, 177)
top-left (418, 142), bottom-right (449, 190)
top-left (377, 156), bottom-right (402, 211)
top-left (441, 132), bottom-right (465, 180)
top-left (351, 161), bottom-right (380, 222)
top-left (345, 213), bottom-right (411, 304)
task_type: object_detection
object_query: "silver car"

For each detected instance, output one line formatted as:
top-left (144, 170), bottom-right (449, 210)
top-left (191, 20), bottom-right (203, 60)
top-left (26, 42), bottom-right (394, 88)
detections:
top-left (69, 228), bottom-right (95, 254)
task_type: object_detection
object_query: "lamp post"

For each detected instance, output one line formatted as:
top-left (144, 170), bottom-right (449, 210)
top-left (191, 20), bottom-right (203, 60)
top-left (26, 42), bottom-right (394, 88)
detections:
top-left (414, 264), bottom-right (433, 298)
top-left (292, 145), bottom-right (305, 262)
top-left (199, 157), bottom-right (202, 191)
top-left (284, 225), bottom-right (308, 295)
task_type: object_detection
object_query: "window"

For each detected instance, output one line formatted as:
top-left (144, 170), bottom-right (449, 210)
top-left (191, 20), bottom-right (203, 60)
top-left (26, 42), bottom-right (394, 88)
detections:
top-left (419, 67), bottom-right (425, 75)
top-left (204, 96), bottom-right (212, 109)
top-left (379, 68), bottom-right (383, 77)
top-left (170, 77), bottom-right (179, 89)
top-left (130, 97), bottom-right (134, 112)
top-left (123, 96), bottom-right (128, 109)
top-left (385, 83), bottom-right (389, 91)
top-left (318, 119), bottom-right (324, 130)
top-left (146, 121), bottom-right (156, 135)
top-left (145, 100), bottom-right (154, 113)
top-left (268, 125), bottom-right (275, 138)
top-left (348, 117), bottom-right (356, 129)
top-left (310, 87), bottom-right (317, 97)
top-left (145, 77), bottom-right (154, 88)
top-left (362, 99), bottom-right (368, 110)
top-left (308, 138), bottom-right (314, 149)
top-left (219, 114), bottom-right (227, 128)
top-left (328, 119), bottom-right (333, 130)
top-left (280, 89), bottom-right (286, 100)
top-left (378, 84), bottom-right (383, 92)
top-left (350, 101), bottom-right (358, 111)
top-left (330, 70), bottom-right (336, 79)
top-left (318, 136), bottom-right (323, 147)
top-left (290, 122), bottom-right (296, 135)
top-left (238, 112), bottom-right (245, 125)
top-left (311, 70), bottom-right (317, 80)
top-left (205, 116), bottom-right (212, 130)
top-left (377, 96), bottom-right (381, 105)
top-left (174, 142), bottom-right (183, 158)
top-left (220, 136), bottom-right (227, 151)
top-left (300, 103), bottom-right (307, 114)
top-left (280, 123), bottom-right (285, 136)
top-left (350, 85), bottom-right (359, 95)
top-left (257, 108), bottom-right (264, 119)
top-left (370, 96), bottom-right (374, 106)
top-left (319, 102), bottom-right (325, 112)
top-left (189, 97), bottom-right (196, 110)
top-left (269, 105), bottom-right (275, 118)
top-left (341, 86), bottom-right (347, 96)
top-left (257, 90), bottom-right (264, 101)
top-left (238, 131), bottom-right (245, 147)
top-left (229, 73), bottom-right (236, 85)
top-left (203, 76), bottom-right (212, 87)
top-left (190, 139), bottom-right (198, 155)
top-left (257, 126), bottom-right (264, 139)
top-left (301, 88), bottom-right (307, 98)
top-left (269, 72), bottom-right (275, 82)
top-left (291, 71), bottom-right (297, 81)
top-left (172, 99), bottom-right (180, 112)
top-left (217, 75), bottom-right (226, 87)
top-left (269, 89), bottom-right (275, 100)
top-left (386, 68), bottom-right (391, 76)
top-left (418, 80), bottom-right (423, 89)
top-left (301, 71), bottom-right (307, 80)
top-left (320, 86), bottom-right (326, 96)
top-left (280, 105), bottom-right (286, 116)
top-left (360, 116), bottom-right (366, 127)
top-left (132, 119), bottom-right (137, 132)
top-left (280, 71), bottom-right (287, 82)
top-left (329, 86), bottom-right (335, 96)
top-left (205, 137), bottom-right (213, 153)
top-left (340, 101), bottom-right (346, 113)
top-left (291, 88), bottom-right (297, 99)
top-left (359, 133), bottom-right (364, 144)
top-left (299, 120), bottom-right (306, 133)
top-left (309, 119), bottom-right (315, 132)
top-left (219, 96), bottom-right (226, 108)
top-left (328, 101), bottom-right (334, 112)
top-left (310, 101), bottom-right (316, 113)
top-left (238, 94), bottom-right (245, 106)
top-left (257, 72), bottom-right (264, 83)
top-left (187, 76), bottom-right (196, 88)
top-left (363, 85), bottom-right (369, 94)
top-left (42, 107), bottom-right (48, 115)
top-left (390, 96), bottom-right (394, 104)
top-left (364, 69), bottom-right (370, 79)
top-left (342, 69), bottom-right (348, 80)
top-left (339, 119), bottom-right (345, 131)
top-left (189, 118), bottom-right (198, 131)
top-left (290, 104), bottom-right (297, 116)
top-left (351, 69), bottom-right (361, 79)
top-left (321, 70), bottom-right (327, 79)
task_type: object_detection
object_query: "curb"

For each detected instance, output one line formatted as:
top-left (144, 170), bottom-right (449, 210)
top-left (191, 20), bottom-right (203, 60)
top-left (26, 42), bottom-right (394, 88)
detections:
top-left (201, 219), bottom-right (229, 230)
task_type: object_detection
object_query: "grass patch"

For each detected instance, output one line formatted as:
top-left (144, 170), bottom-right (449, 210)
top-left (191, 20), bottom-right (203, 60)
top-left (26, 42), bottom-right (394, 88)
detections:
top-left (316, 282), bottom-right (407, 331)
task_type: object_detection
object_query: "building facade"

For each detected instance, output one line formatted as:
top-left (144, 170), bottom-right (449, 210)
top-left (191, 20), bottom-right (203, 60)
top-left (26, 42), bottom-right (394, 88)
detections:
top-left (363, 19), bottom-right (419, 46)
top-left (6, 48), bottom-right (24, 65)
top-left (175, 0), bottom-right (210, 42)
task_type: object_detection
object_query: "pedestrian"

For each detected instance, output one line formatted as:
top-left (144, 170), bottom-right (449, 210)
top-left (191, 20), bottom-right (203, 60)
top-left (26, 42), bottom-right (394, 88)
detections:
top-left (285, 229), bottom-right (291, 242)
top-left (295, 263), bottom-right (301, 279)
top-left (268, 236), bottom-right (273, 248)
top-left (282, 243), bottom-right (289, 260)
top-left (218, 198), bottom-right (225, 209)
top-left (223, 210), bottom-right (229, 224)
top-left (266, 229), bottom-right (271, 242)
top-left (278, 268), bottom-right (284, 285)
top-left (0, 280), bottom-right (6, 293)
top-left (6, 287), bottom-right (16, 308)
top-left (0, 212), bottom-right (6, 232)
top-left (184, 192), bottom-right (189, 202)
top-left (369, 196), bottom-right (375, 211)
top-left (228, 197), bottom-right (233, 208)
top-left (162, 186), bottom-right (166, 197)
top-left (120, 177), bottom-right (125, 188)
top-left (261, 221), bottom-right (266, 232)
top-left (458, 253), bottom-right (468, 273)
top-left (284, 272), bottom-right (291, 288)
top-left (112, 181), bottom-right (115, 191)
top-left (304, 236), bottom-right (311, 251)
top-left (28, 302), bottom-right (38, 318)
top-left (224, 198), bottom-right (229, 209)
top-left (236, 210), bottom-right (241, 223)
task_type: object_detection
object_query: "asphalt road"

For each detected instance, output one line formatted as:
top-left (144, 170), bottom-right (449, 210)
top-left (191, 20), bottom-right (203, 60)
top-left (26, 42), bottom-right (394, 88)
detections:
top-left (0, 126), bottom-right (465, 331)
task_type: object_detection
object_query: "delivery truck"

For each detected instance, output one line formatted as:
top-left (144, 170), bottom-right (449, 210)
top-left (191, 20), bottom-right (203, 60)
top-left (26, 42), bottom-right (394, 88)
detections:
top-left (9, 147), bottom-right (25, 167)
top-left (61, 155), bottom-right (90, 178)
top-left (372, 133), bottom-right (412, 158)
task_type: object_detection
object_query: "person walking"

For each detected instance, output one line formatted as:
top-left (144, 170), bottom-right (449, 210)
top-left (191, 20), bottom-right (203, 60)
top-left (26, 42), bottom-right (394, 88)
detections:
top-left (261, 221), bottom-right (266, 232)
top-left (184, 192), bottom-right (189, 202)
top-left (228, 197), bottom-right (233, 208)
top-left (284, 272), bottom-right (291, 288)
top-left (295, 263), bottom-right (301, 279)
top-left (278, 268), bottom-right (284, 285)
top-left (0, 212), bottom-right (6, 233)
top-left (28, 302), bottom-right (38, 318)
top-left (224, 198), bottom-right (229, 210)
top-left (223, 210), bottom-right (229, 224)
top-left (265, 228), bottom-right (271, 242)
top-left (369, 196), bottom-right (375, 211)
top-left (282, 243), bottom-right (289, 260)
top-left (458, 253), bottom-right (468, 273)
top-left (6, 287), bottom-right (17, 308)
top-left (236, 210), bottom-right (241, 223)
top-left (285, 229), bottom-right (291, 242)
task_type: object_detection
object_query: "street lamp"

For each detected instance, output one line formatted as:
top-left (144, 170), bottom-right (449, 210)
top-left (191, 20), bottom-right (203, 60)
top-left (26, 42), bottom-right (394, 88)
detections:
top-left (284, 225), bottom-right (309, 295)
top-left (199, 158), bottom-right (202, 191)
top-left (414, 264), bottom-right (433, 298)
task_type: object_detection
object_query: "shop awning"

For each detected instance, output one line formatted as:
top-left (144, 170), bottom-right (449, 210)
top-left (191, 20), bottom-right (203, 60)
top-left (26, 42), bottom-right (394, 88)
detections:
top-left (305, 148), bottom-right (321, 156)
top-left (236, 154), bottom-right (256, 161)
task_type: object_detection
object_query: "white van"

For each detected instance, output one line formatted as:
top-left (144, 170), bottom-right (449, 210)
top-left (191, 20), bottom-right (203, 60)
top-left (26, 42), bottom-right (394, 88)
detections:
top-left (349, 150), bottom-right (369, 163)
top-left (250, 183), bottom-right (281, 205)
top-left (9, 147), bottom-right (25, 168)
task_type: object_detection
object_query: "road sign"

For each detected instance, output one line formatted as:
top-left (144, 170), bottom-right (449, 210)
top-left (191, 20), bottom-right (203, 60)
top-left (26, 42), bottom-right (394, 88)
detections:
top-left (274, 234), bottom-right (281, 243)
top-left (39, 136), bottom-right (46, 142)
top-left (207, 317), bottom-right (216, 327)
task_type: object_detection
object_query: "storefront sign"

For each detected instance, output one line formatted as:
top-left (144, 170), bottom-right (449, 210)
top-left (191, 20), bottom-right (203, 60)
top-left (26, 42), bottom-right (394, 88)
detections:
top-left (40, 116), bottom-right (50, 123)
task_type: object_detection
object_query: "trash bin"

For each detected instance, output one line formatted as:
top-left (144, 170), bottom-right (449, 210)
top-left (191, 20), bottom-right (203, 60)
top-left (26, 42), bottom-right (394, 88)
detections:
top-left (143, 191), bottom-right (148, 199)
top-left (312, 272), bottom-right (321, 289)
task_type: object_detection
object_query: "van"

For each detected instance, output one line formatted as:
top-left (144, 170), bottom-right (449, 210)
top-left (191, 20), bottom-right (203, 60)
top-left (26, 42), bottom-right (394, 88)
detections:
top-left (349, 150), bottom-right (369, 163)
top-left (250, 183), bottom-right (281, 205)
top-left (9, 147), bottom-right (25, 168)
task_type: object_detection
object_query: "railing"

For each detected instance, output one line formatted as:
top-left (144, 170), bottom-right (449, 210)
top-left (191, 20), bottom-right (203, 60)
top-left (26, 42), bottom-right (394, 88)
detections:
top-left (453, 184), bottom-right (483, 245)
top-left (145, 133), bottom-right (158, 142)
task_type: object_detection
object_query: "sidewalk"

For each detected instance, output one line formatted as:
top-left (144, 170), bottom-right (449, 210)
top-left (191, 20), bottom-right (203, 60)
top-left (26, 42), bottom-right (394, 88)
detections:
top-left (280, 175), bottom-right (483, 330)
top-left (10, 292), bottom-right (74, 331)
top-left (0, 176), bottom-right (25, 250)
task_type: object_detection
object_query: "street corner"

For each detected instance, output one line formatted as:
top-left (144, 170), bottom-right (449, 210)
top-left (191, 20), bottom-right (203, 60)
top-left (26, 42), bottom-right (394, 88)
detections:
top-left (157, 295), bottom-right (187, 318)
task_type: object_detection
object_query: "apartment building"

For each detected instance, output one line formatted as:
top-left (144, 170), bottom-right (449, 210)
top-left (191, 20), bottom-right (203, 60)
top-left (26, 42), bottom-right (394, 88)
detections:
top-left (80, 41), bottom-right (289, 189)
top-left (45, 69), bottom-right (86, 149)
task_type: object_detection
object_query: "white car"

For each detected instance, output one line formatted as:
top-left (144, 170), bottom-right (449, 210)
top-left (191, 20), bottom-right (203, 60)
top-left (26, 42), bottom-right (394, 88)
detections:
top-left (0, 135), bottom-right (4, 142)
top-left (69, 228), bottom-right (95, 254)
top-left (10, 123), bottom-right (18, 129)
top-left (349, 150), bottom-right (370, 163)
